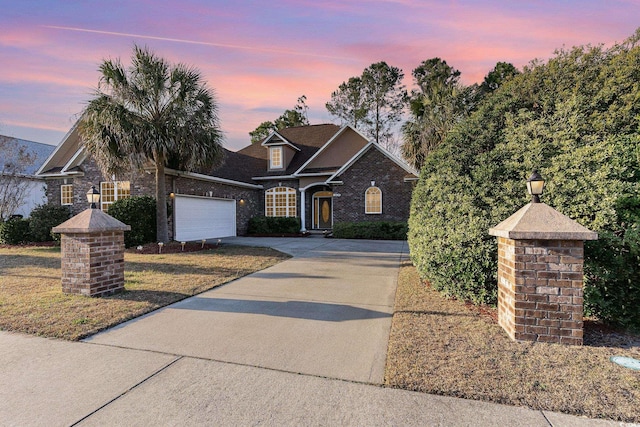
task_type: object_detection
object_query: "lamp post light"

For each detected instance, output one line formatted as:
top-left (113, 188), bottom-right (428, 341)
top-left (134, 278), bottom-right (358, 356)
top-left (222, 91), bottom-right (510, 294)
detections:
top-left (526, 170), bottom-right (545, 203)
top-left (86, 186), bottom-right (100, 209)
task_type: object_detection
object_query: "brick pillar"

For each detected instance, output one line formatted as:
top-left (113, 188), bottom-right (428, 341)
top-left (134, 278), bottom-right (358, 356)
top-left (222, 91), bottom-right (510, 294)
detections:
top-left (53, 209), bottom-right (130, 297)
top-left (489, 203), bottom-right (597, 345)
top-left (497, 237), bottom-right (585, 345)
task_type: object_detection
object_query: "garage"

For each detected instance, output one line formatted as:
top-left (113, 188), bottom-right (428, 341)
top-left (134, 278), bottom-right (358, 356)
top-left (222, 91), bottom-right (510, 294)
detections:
top-left (174, 195), bottom-right (236, 241)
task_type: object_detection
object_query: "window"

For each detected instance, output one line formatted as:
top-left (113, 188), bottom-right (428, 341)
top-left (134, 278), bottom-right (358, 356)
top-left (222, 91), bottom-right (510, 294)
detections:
top-left (100, 181), bottom-right (131, 212)
top-left (365, 187), bottom-right (382, 214)
top-left (270, 146), bottom-right (283, 169)
top-left (60, 184), bottom-right (73, 205)
top-left (265, 187), bottom-right (296, 217)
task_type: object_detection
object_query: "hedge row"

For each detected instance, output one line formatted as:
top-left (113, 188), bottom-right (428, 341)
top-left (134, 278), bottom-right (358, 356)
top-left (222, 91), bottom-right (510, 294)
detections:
top-left (408, 33), bottom-right (640, 329)
top-left (332, 221), bottom-right (407, 240)
top-left (247, 216), bottom-right (301, 235)
top-left (0, 204), bottom-right (71, 244)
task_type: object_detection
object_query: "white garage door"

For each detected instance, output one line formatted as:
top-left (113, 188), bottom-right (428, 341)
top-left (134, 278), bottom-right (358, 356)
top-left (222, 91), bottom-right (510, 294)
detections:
top-left (174, 195), bottom-right (236, 241)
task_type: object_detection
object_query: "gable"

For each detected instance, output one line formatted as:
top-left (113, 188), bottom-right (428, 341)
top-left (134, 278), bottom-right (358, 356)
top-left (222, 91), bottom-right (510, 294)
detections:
top-left (298, 126), bottom-right (368, 174)
top-left (37, 125), bottom-right (83, 176)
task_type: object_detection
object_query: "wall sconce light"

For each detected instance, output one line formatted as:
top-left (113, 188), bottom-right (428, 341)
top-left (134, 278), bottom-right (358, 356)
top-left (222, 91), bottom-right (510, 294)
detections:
top-left (169, 192), bottom-right (175, 199)
top-left (239, 198), bottom-right (245, 206)
top-left (371, 181), bottom-right (375, 187)
top-left (86, 186), bottom-right (100, 209)
top-left (526, 170), bottom-right (545, 203)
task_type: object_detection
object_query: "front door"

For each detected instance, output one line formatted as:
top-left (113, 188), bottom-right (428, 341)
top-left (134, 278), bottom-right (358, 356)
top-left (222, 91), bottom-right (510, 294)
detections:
top-left (313, 191), bottom-right (333, 229)
top-left (318, 197), bottom-right (332, 229)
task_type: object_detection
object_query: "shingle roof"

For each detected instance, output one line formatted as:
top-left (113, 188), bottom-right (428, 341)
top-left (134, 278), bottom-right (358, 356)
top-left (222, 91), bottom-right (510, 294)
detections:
top-left (1, 135), bottom-right (55, 176)
top-left (208, 124), bottom-right (341, 183)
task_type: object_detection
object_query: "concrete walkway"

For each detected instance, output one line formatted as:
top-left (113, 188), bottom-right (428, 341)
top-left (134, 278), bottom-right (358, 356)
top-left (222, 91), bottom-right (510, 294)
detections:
top-left (0, 237), bottom-right (628, 426)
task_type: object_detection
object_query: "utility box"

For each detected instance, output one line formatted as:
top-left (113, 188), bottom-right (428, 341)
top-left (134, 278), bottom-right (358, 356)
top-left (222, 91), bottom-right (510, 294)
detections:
top-left (53, 208), bottom-right (131, 297)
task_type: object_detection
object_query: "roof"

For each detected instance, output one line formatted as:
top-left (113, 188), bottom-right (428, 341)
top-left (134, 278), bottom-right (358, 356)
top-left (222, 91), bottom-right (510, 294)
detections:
top-left (208, 124), bottom-right (341, 183)
top-left (1, 135), bottom-right (56, 176)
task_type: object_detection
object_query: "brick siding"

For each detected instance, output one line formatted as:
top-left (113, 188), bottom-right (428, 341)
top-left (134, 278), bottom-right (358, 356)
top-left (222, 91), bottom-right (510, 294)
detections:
top-left (60, 231), bottom-right (125, 297)
top-left (332, 147), bottom-right (413, 224)
top-left (497, 237), bottom-right (585, 345)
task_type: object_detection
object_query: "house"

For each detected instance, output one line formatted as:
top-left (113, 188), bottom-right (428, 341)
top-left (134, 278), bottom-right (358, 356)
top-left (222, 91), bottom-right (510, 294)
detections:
top-left (0, 135), bottom-right (55, 218)
top-left (37, 123), bottom-right (418, 240)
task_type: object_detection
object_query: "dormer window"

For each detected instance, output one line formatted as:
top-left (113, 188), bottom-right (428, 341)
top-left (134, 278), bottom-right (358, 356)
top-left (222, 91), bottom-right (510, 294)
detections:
top-left (270, 146), bottom-right (283, 169)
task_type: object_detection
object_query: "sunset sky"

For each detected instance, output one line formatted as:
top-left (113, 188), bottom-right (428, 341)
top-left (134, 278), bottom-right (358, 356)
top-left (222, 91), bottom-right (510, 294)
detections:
top-left (1, 0), bottom-right (639, 151)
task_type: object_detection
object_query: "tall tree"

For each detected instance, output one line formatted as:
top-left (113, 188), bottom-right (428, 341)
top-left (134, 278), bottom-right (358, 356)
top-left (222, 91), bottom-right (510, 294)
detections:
top-left (361, 61), bottom-right (408, 149)
top-left (326, 62), bottom-right (407, 151)
top-left (401, 58), bottom-right (469, 170)
top-left (250, 95), bottom-right (310, 143)
top-left (0, 135), bottom-right (36, 221)
top-left (479, 62), bottom-right (519, 95)
top-left (325, 76), bottom-right (369, 129)
top-left (79, 45), bottom-right (224, 243)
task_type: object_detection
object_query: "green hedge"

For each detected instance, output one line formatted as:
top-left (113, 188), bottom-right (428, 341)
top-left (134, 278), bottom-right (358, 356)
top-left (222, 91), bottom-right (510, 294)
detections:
top-left (29, 204), bottom-right (71, 242)
top-left (409, 34), bottom-right (640, 329)
top-left (332, 221), bottom-right (408, 240)
top-left (108, 196), bottom-right (157, 247)
top-left (247, 216), bottom-right (301, 235)
top-left (0, 218), bottom-right (31, 244)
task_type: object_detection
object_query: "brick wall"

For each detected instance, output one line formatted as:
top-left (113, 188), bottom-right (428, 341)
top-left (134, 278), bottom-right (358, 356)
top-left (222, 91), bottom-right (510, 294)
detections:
top-left (332, 147), bottom-right (414, 224)
top-left (497, 237), bottom-right (585, 345)
top-left (60, 231), bottom-right (125, 297)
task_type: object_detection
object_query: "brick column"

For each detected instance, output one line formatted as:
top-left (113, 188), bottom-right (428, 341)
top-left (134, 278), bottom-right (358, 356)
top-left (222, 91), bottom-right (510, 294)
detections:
top-left (53, 209), bottom-right (130, 297)
top-left (489, 203), bottom-right (597, 345)
top-left (497, 237), bottom-right (585, 345)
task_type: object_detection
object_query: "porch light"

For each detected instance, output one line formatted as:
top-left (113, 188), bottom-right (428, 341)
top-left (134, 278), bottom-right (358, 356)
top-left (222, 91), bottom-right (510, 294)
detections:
top-left (86, 186), bottom-right (100, 209)
top-left (526, 170), bottom-right (545, 203)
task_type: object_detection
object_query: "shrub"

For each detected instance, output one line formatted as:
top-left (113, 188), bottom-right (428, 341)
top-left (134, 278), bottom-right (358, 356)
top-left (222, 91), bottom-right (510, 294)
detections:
top-left (107, 196), bottom-right (156, 248)
top-left (29, 204), bottom-right (71, 242)
top-left (409, 33), bottom-right (640, 328)
top-left (0, 218), bottom-right (31, 244)
top-left (247, 216), bottom-right (301, 235)
top-left (332, 221), bottom-right (408, 240)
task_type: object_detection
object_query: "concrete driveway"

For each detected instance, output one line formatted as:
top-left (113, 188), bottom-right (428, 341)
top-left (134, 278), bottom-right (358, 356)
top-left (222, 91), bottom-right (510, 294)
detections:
top-left (85, 236), bottom-right (406, 384)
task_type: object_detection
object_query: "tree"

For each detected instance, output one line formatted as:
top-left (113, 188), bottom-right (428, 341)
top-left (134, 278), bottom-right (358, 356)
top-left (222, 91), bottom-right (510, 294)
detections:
top-left (401, 58), bottom-right (467, 170)
top-left (79, 45), bottom-right (224, 243)
top-left (409, 34), bottom-right (640, 328)
top-left (326, 62), bottom-right (407, 151)
top-left (479, 62), bottom-right (519, 95)
top-left (361, 62), bottom-right (408, 149)
top-left (0, 135), bottom-right (36, 221)
top-left (250, 95), bottom-right (310, 143)
top-left (325, 76), bottom-right (370, 129)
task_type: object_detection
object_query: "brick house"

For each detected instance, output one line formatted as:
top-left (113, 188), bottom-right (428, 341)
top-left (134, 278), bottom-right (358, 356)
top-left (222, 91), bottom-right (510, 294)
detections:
top-left (37, 123), bottom-right (418, 240)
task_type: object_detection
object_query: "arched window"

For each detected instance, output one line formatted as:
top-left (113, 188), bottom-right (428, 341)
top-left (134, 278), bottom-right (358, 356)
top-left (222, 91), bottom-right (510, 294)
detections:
top-left (365, 187), bottom-right (382, 214)
top-left (265, 187), bottom-right (297, 217)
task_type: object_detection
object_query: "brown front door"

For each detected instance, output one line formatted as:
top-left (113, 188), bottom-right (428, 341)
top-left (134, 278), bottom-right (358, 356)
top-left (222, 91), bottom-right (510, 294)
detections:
top-left (318, 197), bottom-right (332, 229)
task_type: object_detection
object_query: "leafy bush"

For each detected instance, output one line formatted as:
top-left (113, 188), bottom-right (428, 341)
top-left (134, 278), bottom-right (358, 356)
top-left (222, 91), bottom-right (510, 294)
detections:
top-left (247, 216), bottom-right (301, 235)
top-left (332, 221), bottom-right (408, 240)
top-left (0, 218), bottom-right (31, 244)
top-left (29, 204), bottom-right (71, 242)
top-left (409, 31), bottom-right (640, 328)
top-left (108, 196), bottom-right (156, 248)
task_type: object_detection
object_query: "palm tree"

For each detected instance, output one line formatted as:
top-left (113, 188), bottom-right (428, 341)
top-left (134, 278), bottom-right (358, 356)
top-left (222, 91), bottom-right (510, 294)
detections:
top-left (79, 45), bottom-right (224, 242)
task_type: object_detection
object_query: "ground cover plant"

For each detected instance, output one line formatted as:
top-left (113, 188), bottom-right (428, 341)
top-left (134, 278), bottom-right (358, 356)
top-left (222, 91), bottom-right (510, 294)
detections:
top-left (385, 262), bottom-right (640, 423)
top-left (0, 245), bottom-right (288, 340)
top-left (409, 29), bottom-right (640, 328)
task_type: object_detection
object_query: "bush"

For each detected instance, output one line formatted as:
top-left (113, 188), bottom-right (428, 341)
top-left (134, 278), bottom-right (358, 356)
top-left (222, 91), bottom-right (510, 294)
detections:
top-left (332, 221), bottom-right (408, 240)
top-left (247, 216), bottom-right (301, 235)
top-left (108, 196), bottom-right (156, 248)
top-left (0, 218), bottom-right (31, 244)
top-left (29, 204), bottom-right (71, 242)
top-left (409, 33), bottom-right (640, 328)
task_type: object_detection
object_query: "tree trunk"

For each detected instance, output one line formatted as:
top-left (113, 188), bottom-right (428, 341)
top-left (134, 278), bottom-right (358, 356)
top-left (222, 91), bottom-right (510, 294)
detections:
top-left (155, 160), bottom-right (169, 243)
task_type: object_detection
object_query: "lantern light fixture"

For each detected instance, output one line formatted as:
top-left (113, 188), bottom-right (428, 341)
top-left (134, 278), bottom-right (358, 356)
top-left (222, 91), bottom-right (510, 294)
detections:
top-left (526, 170), bottom-right (545, 203)
top-left (86, 186), bottom-right (100, 209)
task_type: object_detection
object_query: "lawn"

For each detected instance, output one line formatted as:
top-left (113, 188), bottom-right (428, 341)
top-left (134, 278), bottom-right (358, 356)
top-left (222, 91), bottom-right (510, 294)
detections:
top-left (0, 245), bottom-right (288, 340)
top-left (385, 261), bottom-right (640, 423)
